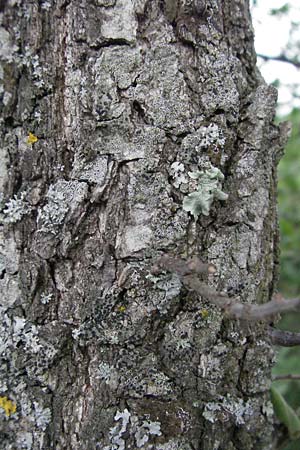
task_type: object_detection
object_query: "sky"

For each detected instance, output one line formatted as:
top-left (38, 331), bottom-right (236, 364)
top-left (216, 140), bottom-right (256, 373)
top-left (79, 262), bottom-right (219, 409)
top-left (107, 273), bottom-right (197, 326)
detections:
top-left (251, 0), bottom-right (300, 115)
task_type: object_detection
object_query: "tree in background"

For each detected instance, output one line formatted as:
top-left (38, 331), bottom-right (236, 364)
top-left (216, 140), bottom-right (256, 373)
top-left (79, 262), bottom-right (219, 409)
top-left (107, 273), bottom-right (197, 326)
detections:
top-left (0, 1), bottom-right (290, 449)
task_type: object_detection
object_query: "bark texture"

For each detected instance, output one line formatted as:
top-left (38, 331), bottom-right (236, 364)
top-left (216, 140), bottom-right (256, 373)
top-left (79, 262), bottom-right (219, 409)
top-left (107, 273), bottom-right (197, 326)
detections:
top-left (0, 1), bottom-right (289, 449)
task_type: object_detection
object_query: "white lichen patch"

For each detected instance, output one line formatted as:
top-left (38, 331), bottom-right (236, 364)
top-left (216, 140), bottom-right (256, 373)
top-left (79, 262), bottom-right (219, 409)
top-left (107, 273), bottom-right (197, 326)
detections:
top-left (2, 192), bottom-right (31, 224)
top-left (37, 180), bottom-right (88, 233)
top-left (104, 408), bottom-right (162, 450)
top-left (181, 123), bottom-right (225, 155)
top-left (93, 46), bottom-right (141, 93)
top-left (0, 26), bottom-right (18, 62)
top-left (117, 225), bottom-right (152, 258)
top-left (183, 164), bottom-right (228, 219)
top-left (92, 132), bottom-right (146, 161)
top-left (40, 292), bottom-right (53, 305)
top-left (134, 419), bottom-right (162, 448)
top-left (196, 123), bottom-right (225, 150)
top-left (20, 46), bottom-right (51, 92)
top-left (71, 155), bottom-right (109, 184)
top-left (155, 439), bottom-right (195, 450)
top-left (169, 162), bottom-right (188, 188)
top-left (203, 395), bottom-right (254, 425)
top-left (0, 233), bottom-right (20, 275)
top-left (100, 0), bottom-right (137, 43)
top-left (109, 408), bottom-right (131, 450)
top-left (0, 146), bottom-right (8, 194)
top-left (98, 362), bottom-right (113, 381)
top-left (144, 371), bottom-right (174, 397)
top-left (96, 362), bottom-right (119, 389)
top-left (33, 401), bottom-right (52, 430)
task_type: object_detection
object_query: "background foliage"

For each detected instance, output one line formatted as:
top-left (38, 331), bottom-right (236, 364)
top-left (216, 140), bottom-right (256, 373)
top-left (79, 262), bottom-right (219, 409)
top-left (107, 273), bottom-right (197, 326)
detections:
top-left (273, 107), bottom-right (300, 449)
top-left (251, 2), bottom-right (300, 446)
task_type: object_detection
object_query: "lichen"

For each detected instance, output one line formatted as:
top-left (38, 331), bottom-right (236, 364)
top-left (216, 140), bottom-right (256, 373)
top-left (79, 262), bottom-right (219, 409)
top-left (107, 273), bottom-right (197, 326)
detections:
top-left (104, 408), bottom-right (162, 449)
top-left (37, 180), bottom-right (88, 234)
top-left (203, 395), bottom-right (254, 425)
top-left (71, 154), bottom-right (109, 184)
top-left (183, 164), bottom-right (228, 218)
top-left (1, 192), bottom-right (31, 224)
top-left (0, 26), bottom-right (19, 62)
top-left (108, 408), bottom-right (131, 450)
top-left (27, 132), bottom-right (38, 145)
top-left (97, 362), bottom-right (114, 382)
top-left (40, 292), bottom-right (53, 305)
top-left (194, 123), bottom-right (225, 150)
top-left (0, 395), bottom-right (17, 417)
top-left (169, 161), bottom-right (188, 188)
top-left (134, 419), bottom-right (162, 448)
top-left (33, 402), bottom-right (52, 430)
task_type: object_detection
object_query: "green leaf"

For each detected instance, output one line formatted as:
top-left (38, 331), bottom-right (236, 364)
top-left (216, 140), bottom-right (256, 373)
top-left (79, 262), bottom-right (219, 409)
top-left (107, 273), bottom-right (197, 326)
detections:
top-left (270, 386), bottom-right (300, 440)
top-left (270, 3), bottom-right (290, 16)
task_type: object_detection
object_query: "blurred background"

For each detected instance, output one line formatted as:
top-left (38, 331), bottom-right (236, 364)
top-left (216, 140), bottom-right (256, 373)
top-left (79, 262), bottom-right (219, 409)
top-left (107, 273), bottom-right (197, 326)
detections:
top-left (252, 1), bottom-right (300, 448)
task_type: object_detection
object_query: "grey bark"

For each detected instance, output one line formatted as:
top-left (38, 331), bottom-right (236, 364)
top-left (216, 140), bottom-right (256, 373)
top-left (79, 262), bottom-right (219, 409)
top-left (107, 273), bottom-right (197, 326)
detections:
top-left (0, 1), bottom-right (289, 449)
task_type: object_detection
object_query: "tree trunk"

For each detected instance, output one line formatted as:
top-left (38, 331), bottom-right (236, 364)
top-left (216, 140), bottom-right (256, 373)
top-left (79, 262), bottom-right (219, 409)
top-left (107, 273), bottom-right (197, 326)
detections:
top-left (0, 1), bottom-right (289, 449)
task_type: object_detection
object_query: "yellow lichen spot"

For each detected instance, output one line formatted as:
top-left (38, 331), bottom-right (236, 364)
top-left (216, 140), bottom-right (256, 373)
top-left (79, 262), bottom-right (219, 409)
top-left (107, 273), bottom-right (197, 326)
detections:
top-left (0, 396), bottom-right (17, 417)
top-left (118, 305), bottom-right (126, 313)
top-left (27, 132), bottom-right (38, 145)
top-left (200, 309), bottom-right (209, 319)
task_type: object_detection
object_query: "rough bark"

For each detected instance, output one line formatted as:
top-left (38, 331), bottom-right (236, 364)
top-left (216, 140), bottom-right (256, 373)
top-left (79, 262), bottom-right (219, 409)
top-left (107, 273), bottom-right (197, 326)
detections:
top-left (0, 1), bottom-right (289, 449)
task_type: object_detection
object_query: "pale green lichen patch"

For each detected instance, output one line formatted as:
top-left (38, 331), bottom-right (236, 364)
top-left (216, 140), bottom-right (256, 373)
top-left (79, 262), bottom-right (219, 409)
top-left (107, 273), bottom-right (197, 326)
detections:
top-left (183, 165), bottom-right (228, 219)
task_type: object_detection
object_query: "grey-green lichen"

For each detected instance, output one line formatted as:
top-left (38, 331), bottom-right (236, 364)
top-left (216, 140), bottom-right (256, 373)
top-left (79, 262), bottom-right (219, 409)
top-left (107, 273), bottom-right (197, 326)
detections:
top-left (183, 165), bottom-right (228, 218)
top-left (103, 408), bottom-right (162, 450)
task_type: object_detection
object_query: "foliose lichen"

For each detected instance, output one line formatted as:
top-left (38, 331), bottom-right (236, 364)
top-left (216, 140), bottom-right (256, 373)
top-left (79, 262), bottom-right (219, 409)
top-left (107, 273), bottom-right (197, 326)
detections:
top-left (1, 192), bottom-right (31, 224)
top-left (169, 162), bottom-right (188, 188)
top-left (203, 395), bottom-right (254, 425)
top-left (103, 408), bottom-right (162, 450)
top-left (40, 292), bottom-right (53, 305)
top-left (183, 164), bottom-right (228, 218)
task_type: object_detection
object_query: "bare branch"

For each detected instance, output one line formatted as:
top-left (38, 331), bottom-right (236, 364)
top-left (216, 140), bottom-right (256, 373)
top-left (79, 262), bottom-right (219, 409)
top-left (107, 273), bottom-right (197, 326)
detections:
top-left (268, 327), bottom-right (300, 346)
top-left (273, 374), bottom-right (300, 381)
top-left (257, 53), bottom-right (300, 69)
top-left (152, 255), bottom-right (300, 321)
top-left (151, 255), bottom-right (216, 277)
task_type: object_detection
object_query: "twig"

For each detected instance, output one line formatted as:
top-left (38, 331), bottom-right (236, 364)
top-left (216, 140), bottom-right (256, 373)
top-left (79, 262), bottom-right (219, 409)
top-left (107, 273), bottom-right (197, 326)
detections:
top-left (268, 328), bottom-right (300, 346)
top-left (257, 53), bottom-right (300, 69)
top-left (273, 374), bottom-right (300, 381)
top-left (151, 255), bottom-right (300, 321)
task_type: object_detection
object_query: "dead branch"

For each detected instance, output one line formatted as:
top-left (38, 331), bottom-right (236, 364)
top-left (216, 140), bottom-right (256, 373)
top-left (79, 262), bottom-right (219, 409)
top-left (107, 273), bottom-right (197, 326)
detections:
top-left (151, 255), bottom-right (300, 321)
top-left (268, 327), bottom-right (300, 346)
top-left (272, 374), bottom-right (300, 381)
top-left (257, 53), bottom-right (300, 69)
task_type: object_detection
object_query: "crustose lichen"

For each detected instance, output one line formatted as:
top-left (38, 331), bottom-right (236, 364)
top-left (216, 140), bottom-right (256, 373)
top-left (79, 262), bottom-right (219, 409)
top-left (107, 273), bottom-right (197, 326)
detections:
top-left (183, 165), bottom-right (228, 219)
